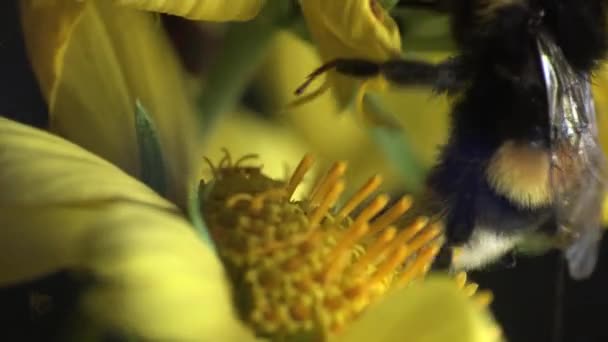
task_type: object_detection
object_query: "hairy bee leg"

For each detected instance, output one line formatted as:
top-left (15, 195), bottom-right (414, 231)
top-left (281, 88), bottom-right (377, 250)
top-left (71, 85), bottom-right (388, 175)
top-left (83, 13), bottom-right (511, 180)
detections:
top-left (294, 59), bottom-right (380, 96)
top-left (295, 57), bottom-right (470, 97)
top-left (381, 57), bottom-right (471, 94)
top-left (396, 0), bottom-right (451, 12)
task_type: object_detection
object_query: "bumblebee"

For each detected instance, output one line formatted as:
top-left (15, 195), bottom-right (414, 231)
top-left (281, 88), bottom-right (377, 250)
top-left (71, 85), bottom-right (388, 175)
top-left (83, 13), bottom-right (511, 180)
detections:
top-left (296, 0), bottom-right (608, 279)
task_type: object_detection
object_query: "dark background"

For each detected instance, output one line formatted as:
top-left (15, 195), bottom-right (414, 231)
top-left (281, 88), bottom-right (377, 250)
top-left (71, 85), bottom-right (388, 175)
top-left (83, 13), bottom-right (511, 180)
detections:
top-left (1, 1), bottom-right (607, 341)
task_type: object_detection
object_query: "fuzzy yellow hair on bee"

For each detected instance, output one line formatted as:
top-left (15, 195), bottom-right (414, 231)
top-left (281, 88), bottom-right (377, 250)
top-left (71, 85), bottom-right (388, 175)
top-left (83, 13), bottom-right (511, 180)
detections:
top-left (485, 141), bottom-right (553, 209)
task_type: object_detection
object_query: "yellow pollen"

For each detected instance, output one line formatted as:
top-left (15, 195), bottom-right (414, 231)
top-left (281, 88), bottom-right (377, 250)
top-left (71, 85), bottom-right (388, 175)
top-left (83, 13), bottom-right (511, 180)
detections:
top-left (324, 223), bottom-right (371, 284)
top-left (370, 195), bottom-right (414, 233)
top-left (369, 245), bottom-right (411, 285)
top-left (389, 216), bottom-right (431, 250)
top-left (200, 153), bottom-right (491, 338)
top-left (309, 161), bottom-right (348, 207)
top-left (352, 194), bottom-right (390, 227)
top-left (308, 181), bottom-right (345, 229)
top-left (286, 153), bottom-right (315, 199)
top-left (464, 283), bottom-right (480, 297)
top-left (225, 193), bottom-right (254, 208)
top-left (474, 290), bottom-right (495, 308)
top-left (455, 272), bottom-right (468, 289)
top-left (350, 227), bottom-right (397, 274)
top-left (336, 175), bottom-right (383, 221)
top-left (396, 243), bottom-right (442, 287)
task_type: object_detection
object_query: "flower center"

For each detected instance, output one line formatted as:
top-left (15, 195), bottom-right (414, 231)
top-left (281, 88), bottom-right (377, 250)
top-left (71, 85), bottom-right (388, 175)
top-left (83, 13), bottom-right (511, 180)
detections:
top-left (200, 152), bottom-right (488, 339)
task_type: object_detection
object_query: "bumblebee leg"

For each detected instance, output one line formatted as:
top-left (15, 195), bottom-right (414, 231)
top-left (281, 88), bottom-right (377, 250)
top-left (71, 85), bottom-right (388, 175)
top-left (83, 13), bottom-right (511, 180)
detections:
top-left (294, 58), bottom-right (381, 96)
top-left (295, 57), bottom-right (462, 95)
top-left (396, 0), bottom-right (451, 12)
top-left (381, 57), bottom-right (468, 93)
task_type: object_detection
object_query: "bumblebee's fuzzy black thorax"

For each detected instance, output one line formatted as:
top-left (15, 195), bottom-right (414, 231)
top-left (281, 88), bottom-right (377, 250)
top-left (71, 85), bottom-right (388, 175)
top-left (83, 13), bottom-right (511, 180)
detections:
top-left (450, 0), bottom-right (608, 72)
top-left (426, 0), bottom-right (608, 276)
top-left (298, 0), bottom-right (608, 278)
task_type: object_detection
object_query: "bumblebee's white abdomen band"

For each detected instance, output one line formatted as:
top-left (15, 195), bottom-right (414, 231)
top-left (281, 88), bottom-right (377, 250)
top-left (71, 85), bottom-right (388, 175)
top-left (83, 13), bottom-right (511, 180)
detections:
top-left (452, 229), bottom-right (523, 271)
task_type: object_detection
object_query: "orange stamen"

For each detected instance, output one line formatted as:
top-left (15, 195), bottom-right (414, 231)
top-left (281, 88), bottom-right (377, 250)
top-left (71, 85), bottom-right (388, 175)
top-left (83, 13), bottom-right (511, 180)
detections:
top-left (350, 227), bottom-right (397, 274)
top-left (286, 154), bottom-right (315, 199)
top-left (309, 162), bottom-right (348, 207)
top-left (351, 194), bottom-right (390, 228)
top-left (324, 223), bottom-right (370, 284)
top-left (308, 181), bottom-right (345, 229)
top-left (396, 243), bottom-right (441, 287)
top-left (369, 195), bottom-right (413, 234)
top-left (336, 175), bottom-right (383, 221)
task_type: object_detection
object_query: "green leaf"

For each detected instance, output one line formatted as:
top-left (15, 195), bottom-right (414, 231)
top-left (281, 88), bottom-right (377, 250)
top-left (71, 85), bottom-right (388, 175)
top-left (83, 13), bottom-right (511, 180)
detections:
top-left (188, 181), bottom-right (216, 251)
top-left (380, 0), bottom-right (400, 10)
top-left (197, 0), bottom-right (299, 139)
top-left (134, 100), bottom-right (167, 196)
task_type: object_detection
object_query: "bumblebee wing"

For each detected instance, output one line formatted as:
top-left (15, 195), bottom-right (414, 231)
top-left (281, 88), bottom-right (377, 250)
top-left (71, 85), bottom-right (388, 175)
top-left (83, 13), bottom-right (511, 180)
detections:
top-left (537, 31), bottom-right (607, 279)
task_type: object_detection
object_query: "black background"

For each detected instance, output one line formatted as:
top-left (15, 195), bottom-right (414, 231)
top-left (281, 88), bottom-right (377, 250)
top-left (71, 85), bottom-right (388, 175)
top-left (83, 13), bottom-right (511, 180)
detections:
top-left (1, 1), bottom-right (607, 341)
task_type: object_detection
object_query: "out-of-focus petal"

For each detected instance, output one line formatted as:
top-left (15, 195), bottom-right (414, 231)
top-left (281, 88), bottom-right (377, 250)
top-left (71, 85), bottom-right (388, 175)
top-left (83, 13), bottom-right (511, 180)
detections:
top-left (335, 277), bottom-right (501, 342)
top-left (591, 64), bottom-right (608, 225)
top-left (21, 0), bottom-right (203, 207)
top-left (115, 0), bottom-right (265, 21)
top-left (0, 116), bottom-right (171, 208)
top-left (257, 32), bottom-right (412, 191)
top-left (81, 202), bottom-right (254, 341)
top-left (201, 110), bottom-right (310, 181)
top-left (0, 117), bottom-right (253, 341)
top-left (299, 0), bottom-right (402, 104)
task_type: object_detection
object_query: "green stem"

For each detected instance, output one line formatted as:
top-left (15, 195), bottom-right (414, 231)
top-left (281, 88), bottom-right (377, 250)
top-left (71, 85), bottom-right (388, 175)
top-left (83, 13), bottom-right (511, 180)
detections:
top-left (364, 95), bottom-right (427, 193)
top-left (381, 0), bottom-right (401, 10)
top-left (197, 1), bottom-right (296, 137)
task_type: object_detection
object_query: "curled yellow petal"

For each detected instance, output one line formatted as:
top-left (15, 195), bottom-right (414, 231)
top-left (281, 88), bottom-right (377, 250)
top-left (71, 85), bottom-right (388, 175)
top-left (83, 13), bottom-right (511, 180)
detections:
top-left (115, 0), bottom-right (266, 21)
top-left (0, 117), bottom-right (253, 341)
top-left (299, 0), bottom-right (401, 60)
top-left (335, 276), bottom-right (501, 342)
top-left (299, 0), bottom-right (402, 104)
top-left (21, 0), bottom-right (203, 207)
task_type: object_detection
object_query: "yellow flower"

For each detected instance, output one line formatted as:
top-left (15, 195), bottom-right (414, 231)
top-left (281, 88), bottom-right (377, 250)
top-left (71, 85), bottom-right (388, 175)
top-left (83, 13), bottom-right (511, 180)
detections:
top-left (0, 117), bottom-right (250, 341)
top-left (0, 116), bottom-right (500, 341)
top-left (114, 0), bottom-right (265, 21)
top-left (10, 1), bottom-right (501, 339)
top-left (298, 0), bottom-right (402, 109)
top-left (20, 0), bottom-right (267, 208)
top-left (201, 151), bottom-right (499, 340)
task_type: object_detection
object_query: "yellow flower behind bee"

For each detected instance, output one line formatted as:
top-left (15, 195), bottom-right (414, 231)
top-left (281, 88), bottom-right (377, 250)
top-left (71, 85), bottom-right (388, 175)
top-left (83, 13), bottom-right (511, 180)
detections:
top-left (0, 117), bottom-right (252, 341)
top-left (200, 152), bottom-right (499, 340)
top-left (20, 0), bottom-right (214, 207)
top-left (0, 115), bottom-right (500, 341)
top-left (298, 0), bottom-right (402, 106)
top-left (114, 0), bottom-right (265, 21)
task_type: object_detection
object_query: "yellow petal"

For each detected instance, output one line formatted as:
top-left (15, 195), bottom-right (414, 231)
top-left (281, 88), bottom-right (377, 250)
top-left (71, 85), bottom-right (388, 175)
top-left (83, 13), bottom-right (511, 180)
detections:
top-left (591, 64), bottom-right (608, 226)
top-left (201, 110), bottom-right (310, 180)
top-left (81, 202), bottom-right (254, 341)
top-left (257, 32), bottom-right (405, 191)
top-left (0, 115), bottom-right (171, 282)
top-left (299, 0), bottom-right (402, 104)
top-left (115, 0), bottom-right (265, 21)
top-left (0, 116), bottom-right (171, 208)
top-left (335, 277), bottom-right (501, 342)
top-left (21, 0), bottom-right (203, 207)
top-left (0, 117), bottom-right (253, 341)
